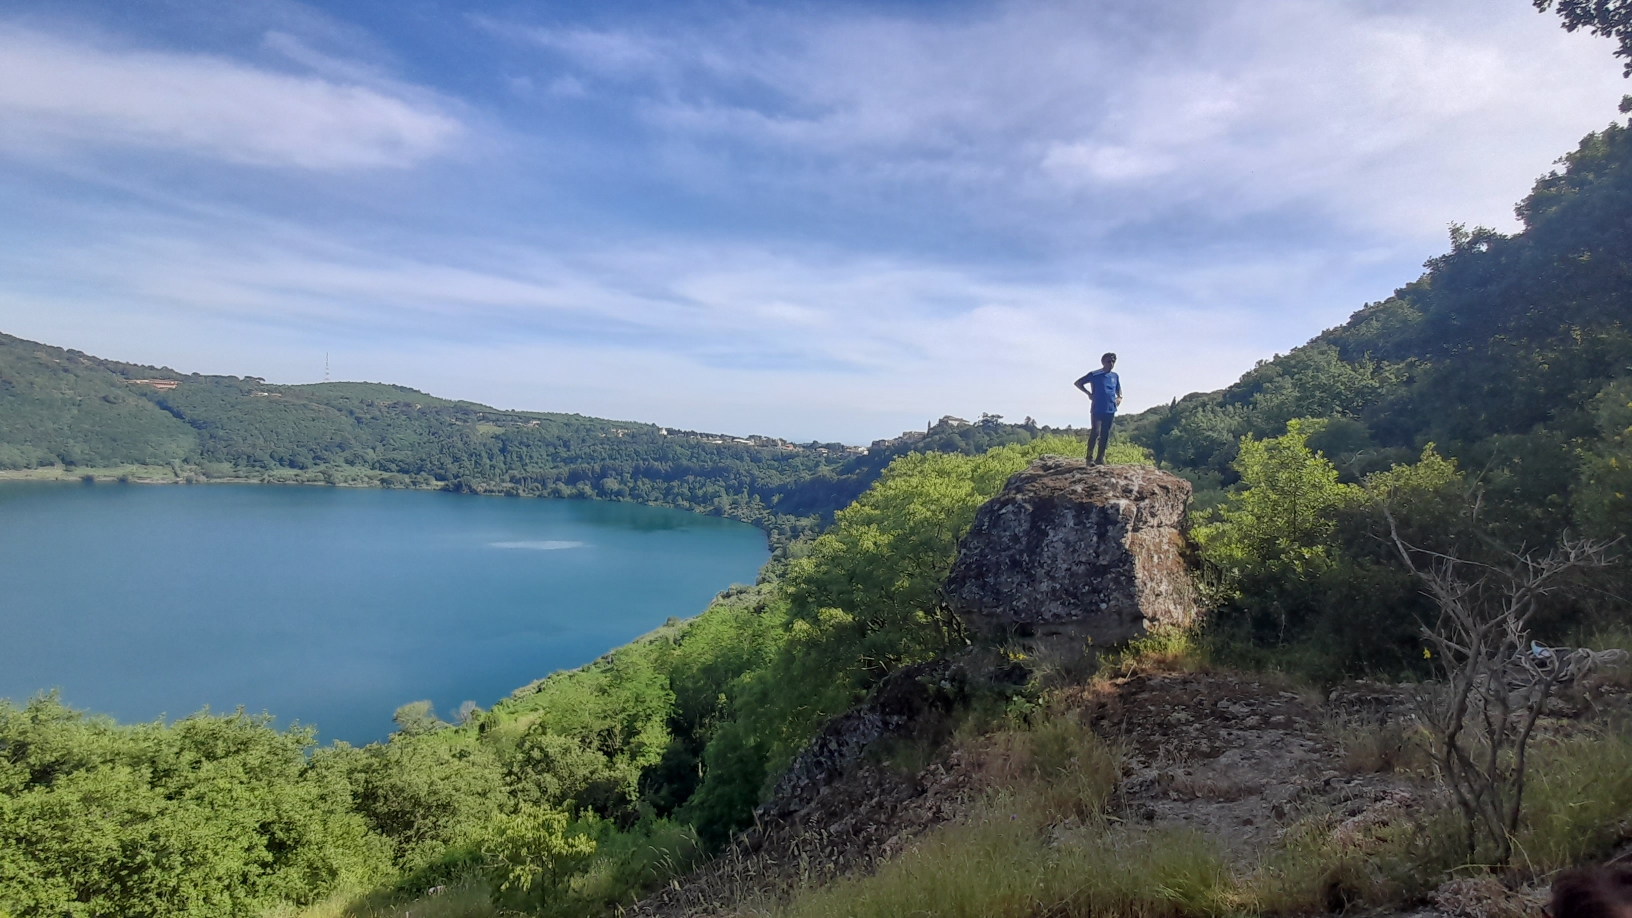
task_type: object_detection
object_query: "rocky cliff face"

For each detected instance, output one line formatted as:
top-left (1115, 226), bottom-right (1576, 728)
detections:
top-left (944, 457), bottom-right (1197, 650)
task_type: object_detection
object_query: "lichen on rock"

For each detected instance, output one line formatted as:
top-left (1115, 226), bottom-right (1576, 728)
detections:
top-left (944, 455), bottom-right (1199, 652)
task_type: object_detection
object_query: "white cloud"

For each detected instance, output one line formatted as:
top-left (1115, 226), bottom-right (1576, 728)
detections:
top-left (487, 0), bottom-right (1624, 240)
top-left (0, 25), bottom-right (462, 169)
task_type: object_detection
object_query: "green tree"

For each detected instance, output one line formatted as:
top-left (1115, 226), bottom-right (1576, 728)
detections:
top-left (0, 695), bottom-right (390, 918)
top-left (1573, 377), bottom-right (1632, 537)
top-left (476, 805), bottom-right (596, 895)
top-left (1197, 419), bottom-right (1362, 577)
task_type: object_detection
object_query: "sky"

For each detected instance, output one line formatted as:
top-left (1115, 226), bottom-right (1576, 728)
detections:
top-left (0, 0), bottom-right (1624, 444)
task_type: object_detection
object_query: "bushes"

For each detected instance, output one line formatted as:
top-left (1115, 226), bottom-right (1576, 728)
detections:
top-left (1195, 424), bottom-right (1477, 681)
top-left (0, 694), bottom-right (391, 918)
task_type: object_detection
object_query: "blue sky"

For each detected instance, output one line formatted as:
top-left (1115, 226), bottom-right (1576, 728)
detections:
top-left (0, 0), bottom-right (1624, 443)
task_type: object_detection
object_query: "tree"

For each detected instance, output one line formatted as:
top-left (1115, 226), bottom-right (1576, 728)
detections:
top-left (478, 805), bottom-right (596, 895)
top-left (1536, 0), bottom-right (1632, 76)
top-left (1197, 419), bottom-right (1361, 576)
top-left (392, 700), bottom-right (444, 736)
top-left (1386, 506), bottom-right (1617, 865)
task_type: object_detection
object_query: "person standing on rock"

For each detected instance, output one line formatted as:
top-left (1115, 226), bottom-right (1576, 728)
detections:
top-left (1074, 353), bottom-right (1122, 465)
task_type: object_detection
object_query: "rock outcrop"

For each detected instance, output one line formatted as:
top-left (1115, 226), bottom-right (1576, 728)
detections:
top-left (944, 456), bottom-right (1197, 650)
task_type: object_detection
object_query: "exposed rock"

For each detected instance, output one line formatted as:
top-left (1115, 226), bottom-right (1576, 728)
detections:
top-left (944, 457), bottom-right (1198, 650)
top-left (758, 657), bottom-right (964, 823)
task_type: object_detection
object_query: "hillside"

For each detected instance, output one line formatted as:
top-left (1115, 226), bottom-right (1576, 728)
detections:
top-left (633, 662), bottom-right (1632, 918)
top-left (0, 332), bottom-right (1061, 546)
top-left (1123, 120), bottom-right (1632, 538)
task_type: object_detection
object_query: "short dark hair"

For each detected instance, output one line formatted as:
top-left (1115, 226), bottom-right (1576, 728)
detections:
top-left (1101, 352), bottom-right (1117, 364)
top-left (1551, 866), bottom-right (1632, 918)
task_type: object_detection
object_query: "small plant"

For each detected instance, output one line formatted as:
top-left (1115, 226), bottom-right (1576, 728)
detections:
top-left (1327, 714), bottom-right (1430, 775)
top-left (1103, 625), bottom-right (1208, 676)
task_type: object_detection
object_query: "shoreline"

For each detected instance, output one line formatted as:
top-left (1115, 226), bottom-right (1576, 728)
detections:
top-left (0, 464), bottom-right (782, 550)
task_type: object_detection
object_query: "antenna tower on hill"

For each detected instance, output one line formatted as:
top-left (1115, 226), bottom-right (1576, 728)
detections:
top-left (325, 353), bottom-right (330, 383)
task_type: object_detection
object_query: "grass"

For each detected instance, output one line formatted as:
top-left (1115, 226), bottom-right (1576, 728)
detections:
top-left (1513, 731), bottom-right (1632, 874)
top-left (1245, 806), bottom-right (1461, 916)
top-left (757, 711), bottom-right (1241, 918)
top-left (1325, 713), bottom-right (1433, 776)
top-left (767, 815), bottom-right (1234, 918)
top-left (1100, 627), bottom-right (1211, 677)
top-left (758, 696), bottom-right (1466, 918)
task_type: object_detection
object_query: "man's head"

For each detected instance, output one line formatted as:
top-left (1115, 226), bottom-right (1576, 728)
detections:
top-left (1551, 866), bottom-right (1632, 918)
top-left (1101, 352), bottom-right (1117, 369)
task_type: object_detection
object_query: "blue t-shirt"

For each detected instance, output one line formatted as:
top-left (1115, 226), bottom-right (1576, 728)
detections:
top-left (1085, 369), bottom-right (1120, 416)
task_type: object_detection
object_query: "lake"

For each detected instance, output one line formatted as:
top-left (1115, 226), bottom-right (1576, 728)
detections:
top-left (0, 482), bottom-right (768, 743)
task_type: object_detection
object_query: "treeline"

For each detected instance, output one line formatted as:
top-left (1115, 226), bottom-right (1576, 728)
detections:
top-left (0, 337), bottom-right (1066, 546)
top-left (1124, 119), bottom-right (1632, 522)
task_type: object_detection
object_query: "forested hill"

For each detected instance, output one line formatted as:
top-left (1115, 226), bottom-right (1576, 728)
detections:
top-left (1122, 118), bottom-right (1632, 534)
top-left (0, 332), bottom-right (1057, 545)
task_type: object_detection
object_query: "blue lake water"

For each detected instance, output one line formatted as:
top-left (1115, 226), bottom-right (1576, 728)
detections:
top-left (0, 482), bottom-right (767, 743)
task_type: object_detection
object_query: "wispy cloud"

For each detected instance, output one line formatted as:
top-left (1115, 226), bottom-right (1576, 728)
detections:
top-left (483, 0), bottom-right (1623, 240)
top-left (0, 25), bottom-right (462, 169)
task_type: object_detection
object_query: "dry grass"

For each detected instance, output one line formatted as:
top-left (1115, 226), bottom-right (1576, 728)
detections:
top-left (754, 710), bottom-right (1227, 918)
top-left (1326, 714), bottom-right (1433, 776)
top-left (760, 811), bottom-right (1235, 918)
top-left (1245, 805), bottom-right (1461, 916)
top-left (971, 714), bottom-right (1122, 821)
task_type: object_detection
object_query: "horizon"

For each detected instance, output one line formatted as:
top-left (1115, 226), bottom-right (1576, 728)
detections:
top-left (0, 0), bottom-right (1625, 444)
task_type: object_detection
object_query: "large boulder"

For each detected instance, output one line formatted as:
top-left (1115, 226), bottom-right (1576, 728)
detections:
top-left (944, 456), bottom-right (1198, 650)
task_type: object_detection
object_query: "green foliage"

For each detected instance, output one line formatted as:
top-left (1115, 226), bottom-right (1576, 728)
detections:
top-left (1535, 0), bottom-right (1632, 76)
top-left (1573, 376), bottom-right (1632, 537)
top-left (0, 694), bottom-right (391, 918)
top-left (393, 701), bottom-right (447, 737)
top-left (329, 734), bottom-right (507, 870)
top-left (0, 336), bottom-right (197, 469)
top-left (1198, 427), bottom-right (1468, 679)
top-left (1196, 419), bottom-right (1362, 575)
top-left (475, 806), bottom-right (596, 895)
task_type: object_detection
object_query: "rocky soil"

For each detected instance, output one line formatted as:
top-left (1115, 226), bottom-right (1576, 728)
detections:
top-left (632, 669), bottom-right (1426, 917)
top-left (631, 661), bottom-right (1631, 918)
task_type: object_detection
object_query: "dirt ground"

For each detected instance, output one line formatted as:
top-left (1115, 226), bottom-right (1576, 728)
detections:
top-left (632, 667), bottom-right (1625, 918)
